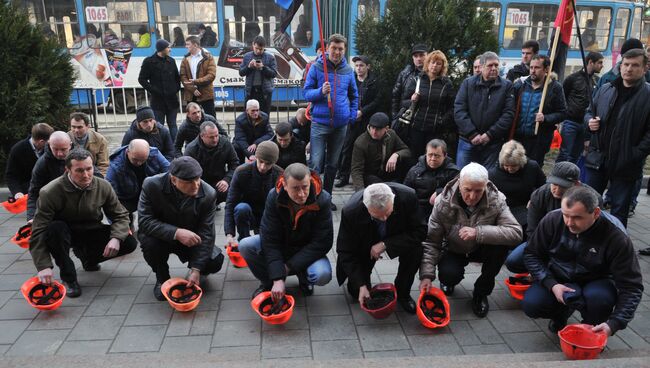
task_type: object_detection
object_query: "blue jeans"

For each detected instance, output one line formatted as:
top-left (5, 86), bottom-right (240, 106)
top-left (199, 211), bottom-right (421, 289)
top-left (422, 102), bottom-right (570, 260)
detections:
top-left (238, 235), bottom-right (332, 288)
top-left (154, 108), bottom-right (179, 141)
top-left (586, 168), bottom-right (637, 227)
top-left (556, 120), bottom-right (585, 164)
top-left (233, 203), bottom-right (257, 240)
top-left (455, 138), bottom-right (501, 170)
top-left (522, 279), bottom-right (617, 325)
top-left (310, 122), bottom-right (347, 196)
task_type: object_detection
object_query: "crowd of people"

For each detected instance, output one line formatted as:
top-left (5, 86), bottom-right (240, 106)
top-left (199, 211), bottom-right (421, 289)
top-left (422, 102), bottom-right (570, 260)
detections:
top-left (4, 32), bottom-right (649, 338)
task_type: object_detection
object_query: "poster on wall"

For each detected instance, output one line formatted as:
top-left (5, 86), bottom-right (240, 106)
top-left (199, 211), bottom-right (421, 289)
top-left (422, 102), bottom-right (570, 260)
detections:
top-left (105, 48), bottom-right (133, 87)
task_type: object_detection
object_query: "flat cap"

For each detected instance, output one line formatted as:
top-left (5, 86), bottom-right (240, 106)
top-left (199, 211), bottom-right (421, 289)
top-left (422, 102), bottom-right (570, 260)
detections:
top-left (170, 156), bottom-right (203, 180)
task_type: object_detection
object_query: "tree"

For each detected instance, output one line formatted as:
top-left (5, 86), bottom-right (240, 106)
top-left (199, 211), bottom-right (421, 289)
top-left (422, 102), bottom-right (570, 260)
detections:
top-left (355, 0), bottom-right (498, 110)
top-left (0, 2), bottom-right (73, 176)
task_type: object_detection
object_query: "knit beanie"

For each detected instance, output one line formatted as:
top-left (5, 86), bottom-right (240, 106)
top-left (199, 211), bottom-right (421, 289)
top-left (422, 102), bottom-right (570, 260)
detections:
top-left (621, 38), bottom-right (644, 55)
top-left (156, 39), bottom-right (171, 52)
top-left (255, 141), bottom-right (279, 164)
top-left (136, 106), bottom-right (155, 122)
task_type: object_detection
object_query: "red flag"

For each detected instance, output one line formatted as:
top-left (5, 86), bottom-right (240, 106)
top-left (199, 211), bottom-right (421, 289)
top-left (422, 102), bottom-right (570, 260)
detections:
top-left (554, 0), bottom-right (575, 45)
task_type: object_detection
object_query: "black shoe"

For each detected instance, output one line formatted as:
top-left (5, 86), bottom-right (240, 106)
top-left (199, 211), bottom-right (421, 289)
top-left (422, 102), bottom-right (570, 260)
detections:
top-left (628, 207), bottom-right (636, 218)
top-left (299, 282), bottom-right (314, 296)
top-left (334, 178), bottom-right (349, 188)
top-left (471, 294), bottom-right (489, 318)
top-left (216, 204), bottom-right (221, 211)
top-left (397, 296), bottom-right (417, 314)
top-left (440, 283), bottom-right (454, 296)
top-left (251, 284), bottom-right (269, 300)
top-left (64, 281), bottom-right (82, 298)
top-left (82, 263), bottom-right (101, 272)
top-left (548, 317), bottom-right (568, 334)
top-left (331, 203), bottom-right (337, 211)
top-left (153, 282), bottom-right (165, 301)
top-left (639, 247), bottom-right (650, 256)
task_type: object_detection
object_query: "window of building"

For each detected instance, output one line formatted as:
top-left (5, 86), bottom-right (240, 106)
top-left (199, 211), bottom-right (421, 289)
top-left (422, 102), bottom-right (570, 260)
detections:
top-left (83, 0), bottom-right (150, 48)
top-left (21, 0), bottom-right (79, 48)
top-left (155, 0), bottom-right (218, 48)
top-left (613, 8), bottom-right (631, 52)
top-left (504, 3), bottom-right (557, 50)
top-left (570, 7), bottom-right (611, 52)
top-left (631, 7), bottom-right (642, 40)
top-left (358, 0), bottom-right (380, 21)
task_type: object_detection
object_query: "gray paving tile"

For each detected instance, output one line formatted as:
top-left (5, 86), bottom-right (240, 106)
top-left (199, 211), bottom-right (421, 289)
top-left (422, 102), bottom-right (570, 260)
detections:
top-left (606, 334), bottom-right (632, 350)
top-left (309, 315), bottom-right (357, 340)
top-left (97, 276), bottom-right (146, 295)
top-left (75, 270), bottom-right (112, 287)
top-left (68, 315), bottom-right (125, 340)
top-left (502, 331), bottom-right (557, 353)
top-left (0, 274), bottom-right (34, 291)
top-left (0, 320), bottom-right (31, 344)
top-left (447, 298), bottom-right (480, 321)
top-left (408, 333), bottom-right (463, 356)
top-left (0, 299), bottom-right (39, 320)
top-left (190, 310), bottom-right (217, 335)
top-left (209, 345), bottom-right (261, 360)
top-left (160, 335), bottom-right (211, 353)
top-left (6, 329), bottom-right (68, 355)
top-left (129, 262), bottom-right (152, 277)
top-left (217, 299), bottom-right (258, 321)
top-left (83, 295), bottom-right (116, 316)
top-left (0, 290), bottom-right (15, 308)
top-left (166, 311), bottom-right (194, 337)
top-left (461, 343), bottom-right (513, 355)
top-left (110, 325), bottom-right (166, 352)
top-left (312, 340), bottom-right (363, 360)
top-left (261, 329), bottom-right (311, 359)
top-left (28, 306), bottom-right (85, 330)
top-left (364, 349), bottom-right (414, 358)
top-left (488, 309), bottom-right (540, 333)
top-left (357, 324), bottom-right (409, 352)
top-left (56, 340), bottom-right (112, 355)
top-left (629, 311), bottom-right (650, 338)
top-left (449, 320), bottom-right (482, 345)
top-left (212, 319), bottom-right (261, 347)
top-left (106, 294), bottom-right (137, 315)
top-left (350, 302), bottom-right (398, 325)
top-left (222, 280), bottom-right (260, 299)
top-left (200, 273), bottom-right (225, 291)
top-left (306, 294), bottom-right (350, 316)
top-left (193, 291), bottom-right (221, 312)
top-left (396, 311), bottom-right (441, 335)
top-left (262, 306), bottom-right (308, 331)
top-left (469, 319), bottom-right (505, 344)
top-left (2, 260), bottom-right (38, 274)
top-left (225, 266), bottom-right (258, 281)
top-left (61, 286), bottom-right (100, 307)
top-left (617, 327), bottom-right (650, 349)
top-left (111, 262), bottom-right (137, 277)
top-left (124, 302), bottom-right (173, 326)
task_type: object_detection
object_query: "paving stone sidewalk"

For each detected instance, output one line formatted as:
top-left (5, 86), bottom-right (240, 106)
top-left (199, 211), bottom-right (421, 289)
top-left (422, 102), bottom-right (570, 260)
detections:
top-left (0, 185), bottom-right (649, 359)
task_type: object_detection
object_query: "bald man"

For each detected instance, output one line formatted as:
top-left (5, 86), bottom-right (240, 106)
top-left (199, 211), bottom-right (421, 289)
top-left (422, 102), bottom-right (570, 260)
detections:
top-left (107, 139), bottom-right (170, 215)
top-left (27, 131), bottom-right (72, 221)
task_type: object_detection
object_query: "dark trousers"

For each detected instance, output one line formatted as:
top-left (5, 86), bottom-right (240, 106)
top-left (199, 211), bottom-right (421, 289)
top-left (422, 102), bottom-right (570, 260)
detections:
top-left (516, 130), bottom-right (554, 168)
top-left (346, 244), bottom-right (423, 300)
top-left (438, 245), bottom-right (509, 297)
top-left (522, 279), bottom-right (617, 325)
top-left (197, 99), bottom-right (215, 118)
top-left (456, 139), bottom-right (501, 170)
top-left (246, 87), bottom-right (272, 115)
top-left (337, 121), bottom-right (366, 179)
top-left (585, 168), bottom-right (636, 227)
top-left (153, 108), bottom-right (179, 141)
top-left (364, 164), bottom-right (409, 187)
top-left (45, 221), bottom-right (137, 283)
top-left (557, 120), bottom-right (585, 164)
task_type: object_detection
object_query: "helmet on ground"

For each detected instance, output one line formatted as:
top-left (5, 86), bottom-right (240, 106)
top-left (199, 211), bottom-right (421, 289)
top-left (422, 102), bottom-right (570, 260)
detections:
top-left (20, 276), bottom-right (66, 311)
top-left (251, 291), bottom-right (295, 325)
top-left (226, 244), bottom-right (248, 268)
top-left (559, 324), bottom-right (607, 360)
top-left (360, 283), bottom-right (397, 319)
top-left (2, 195), bottom-right (28, 214)
top-left (504, 273), bottom-right (533, 300)
top-left (11, 224), bottom-right (32, 249)
top-left (161, 277), bottom-right (203, 312)
top-left (416, 287), bottom-right (451, 328)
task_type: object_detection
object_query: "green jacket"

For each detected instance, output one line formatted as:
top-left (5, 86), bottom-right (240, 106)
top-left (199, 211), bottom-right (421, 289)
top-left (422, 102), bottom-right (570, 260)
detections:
top-left (350, 129), bottom-right (411, 191)
top-left (29, 175), bottom-right (130, 271)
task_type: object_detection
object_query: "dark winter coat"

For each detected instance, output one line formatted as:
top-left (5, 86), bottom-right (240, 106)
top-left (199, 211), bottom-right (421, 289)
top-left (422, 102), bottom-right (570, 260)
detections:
top-left (174, 114), bottom-right (228, 157)
top-left (274, 136), bottom-right (307, 169)
top-left (233, 112), bottom-right (274, 159)
top-left (563, 70), bottom-right (599, 122)
top-left (403, 156), bottom-right (459, 215)
top-left (489, 159), bottom-right (546, 227)
top-left (406, 74), bottom-right (456, 133)
top-left (184, 135), bottom-right (239, 186)
top-left (138, 53), bottom-right (181, 110)
top-left (350, 130), bottom-right (411, 191)
top-left (5, 137), bottom-right (39, 195)
top-left (239, 51), bottom-right (278, 95)
top-left (391, 64), bottom-right (420, 119)
top-left (356, 71), bottom-right (382, 121)
top-left (26, 145), bottom-right (66, 220)
top-left (506, 62), bottom-right (529, 82)
top-left (121, 120), bottom-right (175, 161)
top-left (512, 77), bottom-right (566, 137)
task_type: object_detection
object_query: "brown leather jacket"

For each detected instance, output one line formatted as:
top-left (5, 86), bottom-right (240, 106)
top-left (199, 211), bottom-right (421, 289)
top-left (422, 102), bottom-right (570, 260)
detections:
top-left (419, 177), bottom-right (522, 280)
top-left (180, 49), bottom-right (216, 103)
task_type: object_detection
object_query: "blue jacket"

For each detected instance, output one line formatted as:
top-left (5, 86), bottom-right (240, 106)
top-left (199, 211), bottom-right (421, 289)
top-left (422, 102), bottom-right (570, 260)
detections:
top-left (106, 146), bottom-right (170, 206)
top-left (233, 112), bottom-right (274, 159)
top-left (512, 77), bottom-right (566, 137)
top-left (239, 51), bottom-right (278, 95)
top-left (303, 55), bottom-right (359, 128)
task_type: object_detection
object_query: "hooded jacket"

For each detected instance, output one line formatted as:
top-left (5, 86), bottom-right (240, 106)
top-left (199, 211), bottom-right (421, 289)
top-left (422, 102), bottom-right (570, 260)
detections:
top-left (121, 120), bottom-right (175, 161)
top-left (184, 135), bottom-right (239, 186)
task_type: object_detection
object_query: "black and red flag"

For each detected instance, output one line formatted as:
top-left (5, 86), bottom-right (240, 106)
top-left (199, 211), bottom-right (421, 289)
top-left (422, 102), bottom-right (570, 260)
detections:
top-left (548, 0), bottom-right (575, 80)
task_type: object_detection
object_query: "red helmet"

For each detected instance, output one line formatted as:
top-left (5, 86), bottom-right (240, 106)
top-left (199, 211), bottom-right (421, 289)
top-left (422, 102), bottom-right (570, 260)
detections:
top-left (251, 291), bottom-right (295, 325)
top-left (360, 283), bottom-right (397, 319)
top-left (11, 224), bottom-right (32, 249)
top-left (504, 273), bottom-right (533, 300)
top-left (416, 287), bottom-right (451, 329)
top-left (226, 244), bottom-right (248, 268)
top-left (161, 278), bottom-right (203, 312)
top-left (559, 324), bottom-right (608, 360)
top-left (2, 195), bottom-right (28, 214)
top-left (20, 277), bottom-right (66, 311)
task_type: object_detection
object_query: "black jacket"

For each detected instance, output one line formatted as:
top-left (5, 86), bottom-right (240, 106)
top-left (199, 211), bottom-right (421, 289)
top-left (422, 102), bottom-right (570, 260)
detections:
top-left (350, 130), bottom-right (411, 191)
top-left (260, 172), bottom-right (333, 281)
top-left (403, 156), bottom-right (459, 215)
top-left (563, 70), bottom-right (599, 122)
top-left (454, 75), bottom-right (515, 141)
top-left (233, 112), bottom-right (274, 159)
top-left (391, 64), bottom-right (420, 119)
top-left (585, 78), bottom-right (650, 179)
top-left (138, 53), bottom-right (181, 110)
top-left (405, 75), bottom-right (456, 133)
top-left (138, 173), bottom-right (216, 272)
top-left (289, 116), bottom-right (311, 144)
top-left (5, 137), bottom-right (39, 195)
top-left (174, 114), bottom-right (228, 157)
top-left (506, 62), bottom-right (529, 82)
top-left (224, 162), bottom-right (283, 236)
top-left (336, 183), bottom-right (427, 292)
top-left (489, 160), bottom-right (546, 227)
top-left (121, 120), bottom-right (175, 161)
top-left (26, 145), bottom-right (66, 220)
top-left (184, 135), bottom-right (239, 186)
top-left (357, 71), bottom-right (382, 120)
top-left (524, 210), bottom-right (643, 334)
top-left (274, 136), bottom-right (306, 169)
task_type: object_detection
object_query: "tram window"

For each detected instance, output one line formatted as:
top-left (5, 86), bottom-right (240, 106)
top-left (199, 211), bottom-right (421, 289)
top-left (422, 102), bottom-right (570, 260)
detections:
top-left (504, 3), bottom-right (557, 50)
top-left (21, 0), bottom-right (79, 49)
top-left (631, 7), bottom-right (642, 40)
top-left (83, 0), bottom-right (149, 48)
top-left (613, 8), bottom-right (631, 52)
top-left (154, 0), bottom-right (218, 48)
top-left (358, 0), bottom-right (380, 21)
top-left (478, 2), bottom-right (501, 38)
top-left (570, 7), bottom-right (611, 52)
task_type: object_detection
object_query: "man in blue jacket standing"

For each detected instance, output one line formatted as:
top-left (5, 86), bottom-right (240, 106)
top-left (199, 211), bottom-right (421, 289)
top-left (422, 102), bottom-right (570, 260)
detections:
top-left (303, 33), bottom-right (359, 209)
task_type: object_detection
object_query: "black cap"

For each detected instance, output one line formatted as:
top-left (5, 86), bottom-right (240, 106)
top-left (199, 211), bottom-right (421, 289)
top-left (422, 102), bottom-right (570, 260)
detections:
top-left (621, 38), bottom-right (644, 55)
top-left (156, 39), bottom-right (170, 52)
top-left (169, 156), bottom-right (203, 180)
top-left (352, 55), bottom-right (370, 65)
top-left (368, 112), bottom-right (390, 128)
top-left (547, 162), bottom-right (580, 188)
top-left (136, 106), bottom-right (155, 122)
top-left (411, 44), bottom-right (428, 55)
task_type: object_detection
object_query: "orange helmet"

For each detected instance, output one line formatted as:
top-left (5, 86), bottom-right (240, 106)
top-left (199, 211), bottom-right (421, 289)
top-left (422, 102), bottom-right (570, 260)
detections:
top-left (161, 278), bottom-right (202, 312)
top-left (360, 283), bottom-right (397, 319)
top-left (20, 277), bottom-right (66, 311)
top-left (2, 195), bottom-right (28, 214)
top-left (504, 273), bottom-right (533, 300)
top-left (226, 244), bottom-right (248, 268)
top-left (416, 287), bottom-right (451, 329)
top-left (559, 324), bottom-right (607, 360)
top-left (251, 291), bottom-right (295, 325)
top-left (11, 224), bottom-right (31, 249)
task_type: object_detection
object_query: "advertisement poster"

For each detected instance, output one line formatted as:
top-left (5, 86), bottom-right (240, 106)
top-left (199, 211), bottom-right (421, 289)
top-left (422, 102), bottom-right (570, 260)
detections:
top-left (105, 48), bottom-right (133, 87)
top-left (70, 35), bottom-right (113, 87)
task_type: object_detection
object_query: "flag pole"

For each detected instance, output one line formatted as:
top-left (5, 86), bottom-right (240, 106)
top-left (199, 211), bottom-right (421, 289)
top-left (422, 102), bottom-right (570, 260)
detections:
top-left (571, 0), bottom-right (594, 108)
top-left (535, 20), bottom-right (563, 135)
top-left (314, 0), bottom-right (332, 111)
